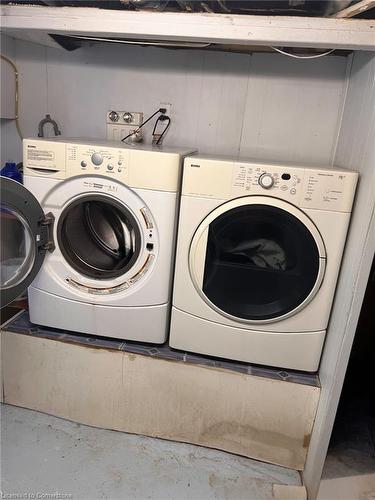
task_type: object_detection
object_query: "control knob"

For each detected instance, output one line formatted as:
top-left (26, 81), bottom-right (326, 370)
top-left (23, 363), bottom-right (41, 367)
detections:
top-left (123, 112), bottom-right (133, 123)
top-left (258, 173), bottom-right (274, 189)
top-left (108, 111), bottom-right (119, 122)
top-left (91, 153), bottom-right (103, 166)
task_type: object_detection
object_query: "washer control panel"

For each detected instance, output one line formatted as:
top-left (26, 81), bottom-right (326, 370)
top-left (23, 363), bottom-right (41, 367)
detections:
top-left (66, 143), bottom-right (130, 183)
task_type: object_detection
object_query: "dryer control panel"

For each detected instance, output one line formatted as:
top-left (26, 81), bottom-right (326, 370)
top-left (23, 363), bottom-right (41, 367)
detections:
top-left (232, 162), bottom-right (305, 203)
top-left (182, 156), bottom-right (358, 213)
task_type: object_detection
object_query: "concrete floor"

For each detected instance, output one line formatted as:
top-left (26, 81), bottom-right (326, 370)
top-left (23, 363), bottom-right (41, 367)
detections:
top-left (0, 404), bottom-right (301, 500)
top-left (318, 474), bottom-right (375, 500)
top-left (317, 365), bottom-right (375, 500)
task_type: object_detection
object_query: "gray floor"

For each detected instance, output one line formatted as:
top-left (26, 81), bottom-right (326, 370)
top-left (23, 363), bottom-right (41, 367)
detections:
top-left (317, 380), bottom-right (375, 500)
top-left (0, 404), bottom-right (301, 500)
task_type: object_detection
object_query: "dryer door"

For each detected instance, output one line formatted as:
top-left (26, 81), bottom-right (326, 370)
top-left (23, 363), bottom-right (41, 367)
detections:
top-left (189, 196), bottom-right (326, 324)
top-left (0, 177), bottom-right (54, 308)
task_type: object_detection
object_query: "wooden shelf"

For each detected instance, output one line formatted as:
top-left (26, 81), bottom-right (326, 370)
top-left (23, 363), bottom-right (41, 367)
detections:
top-left (1, 5), bottom-right (374, 51)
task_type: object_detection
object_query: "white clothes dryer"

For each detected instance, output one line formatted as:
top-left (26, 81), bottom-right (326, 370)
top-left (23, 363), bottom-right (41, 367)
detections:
top-left (170, 156), bottom-right (358, 371)
top-left (1, 138), bottom-right (194, 343)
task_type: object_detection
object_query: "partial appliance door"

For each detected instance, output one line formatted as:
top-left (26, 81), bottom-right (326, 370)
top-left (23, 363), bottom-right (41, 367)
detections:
top-left (0, 177), bottom-right (54, 308)
top-left (189, 196), bottom-right (326, 324)
top-left (57, 194), bottom-right (144, 282)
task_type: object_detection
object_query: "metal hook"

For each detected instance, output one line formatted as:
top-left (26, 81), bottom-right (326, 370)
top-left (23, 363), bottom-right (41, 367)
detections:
top-left (38, 114), bottom-right (61, 138)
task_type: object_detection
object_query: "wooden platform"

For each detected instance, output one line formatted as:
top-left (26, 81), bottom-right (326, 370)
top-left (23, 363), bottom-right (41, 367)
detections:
top-left (0, 311), bottom-right (320, 471)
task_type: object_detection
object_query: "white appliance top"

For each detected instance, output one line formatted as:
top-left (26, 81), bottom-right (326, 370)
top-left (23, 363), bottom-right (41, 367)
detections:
top-left (182, 156), bottom-right (358, 213)
top-left (28, 137), bottom-right (194, 156)
top-left (23, 138), bottom-right (196, 192)
top-left (187, 153), bottom-right (358, 173)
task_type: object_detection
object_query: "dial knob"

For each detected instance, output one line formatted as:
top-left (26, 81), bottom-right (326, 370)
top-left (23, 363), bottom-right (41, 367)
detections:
top-left (108, 111), bottom-right (119, 122)
top-left (123, 112), bottom-right (133, 123)
top-left (258, 173), bottom-right (274, 189)
top-left (91, 153), bottom-right (103, 166)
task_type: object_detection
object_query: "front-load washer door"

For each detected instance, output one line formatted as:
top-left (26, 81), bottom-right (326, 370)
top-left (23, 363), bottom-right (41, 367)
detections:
top-left (57, 194), bottom-right (142, 281)
top-left (189, 196), bottom-right (326, 324)
top-left (0, 177), bottom-right (54, 308)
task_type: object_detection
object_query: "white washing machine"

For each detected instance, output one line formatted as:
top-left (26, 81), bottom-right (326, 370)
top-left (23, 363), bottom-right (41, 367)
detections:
top-left (1, 138), bottom-right (194, 343)
top-left (170, 156), bottom-right (358, 371)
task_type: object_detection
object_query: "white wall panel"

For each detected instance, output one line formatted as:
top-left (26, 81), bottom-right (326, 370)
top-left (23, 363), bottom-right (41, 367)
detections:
top-left (191, 51), bottom-right (252, 155)
top-left (1, 50), bottom-right (16, 119)
top-left (43, 44), bottom-right (252, 155)
top-left (0, 35), bottom-right (21, 164)
top-left (304, 52), bottom-right (375, 500)
top-left (15, 38), bottom-right (48, 140)
top-left (239, 54), bottom-right (348, 164)
top-left (0, 37), bottom-right (348, 166)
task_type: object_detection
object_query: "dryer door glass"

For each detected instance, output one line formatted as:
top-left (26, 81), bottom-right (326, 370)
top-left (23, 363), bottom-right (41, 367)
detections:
top-left (58, 195), bottom-right (142, 280)
top-left (0, 177), bottom-right (50, 308)
top-left (202, 204), bottom-right (321, 321)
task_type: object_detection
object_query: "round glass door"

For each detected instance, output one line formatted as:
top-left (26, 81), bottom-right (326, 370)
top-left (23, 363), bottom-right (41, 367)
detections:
top-left (191, 199), bottom-right (325, 322)
top-left (1, 207), bottom-right (35, 289)
top-left (1, 177), bottom-right (50, 309)
top-left (57, 195), bottom-right (142, 280)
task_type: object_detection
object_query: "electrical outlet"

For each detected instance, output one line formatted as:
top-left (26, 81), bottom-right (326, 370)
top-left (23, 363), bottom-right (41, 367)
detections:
top-left (106, 110), bottom-right (143, 142)
top-left (160, 103), bottom-right (172, 117)
top-left (151, 103), bottom-right (172, 145)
